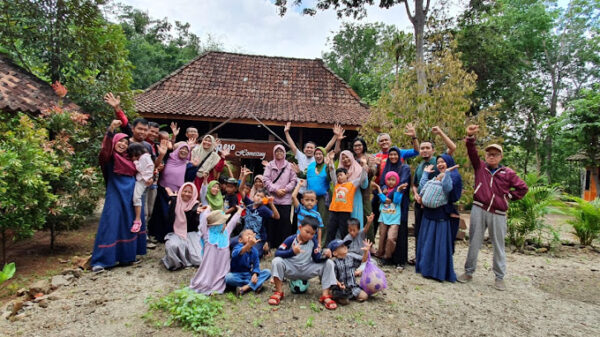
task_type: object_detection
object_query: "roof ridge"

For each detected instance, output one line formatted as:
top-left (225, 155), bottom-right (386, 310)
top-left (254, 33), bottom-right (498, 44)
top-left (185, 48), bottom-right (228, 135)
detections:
top-left (142, 51), bottom-right (212, 92)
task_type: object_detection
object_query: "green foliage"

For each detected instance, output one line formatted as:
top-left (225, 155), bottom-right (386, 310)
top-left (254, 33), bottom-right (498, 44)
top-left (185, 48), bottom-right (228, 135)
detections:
top-left (565, 197), bottom-right (600, 246)
top-left (146, 287), bottom-right (224, 336)
top-left (0, 263), bottom-right (16, 284)
top-left (323, 22), bottom-right (413, 104)
top-left (507, 173), bottom-right (562, 249)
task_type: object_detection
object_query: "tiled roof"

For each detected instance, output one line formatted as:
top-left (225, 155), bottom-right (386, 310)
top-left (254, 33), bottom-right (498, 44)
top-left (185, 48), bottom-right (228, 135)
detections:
top-left (567, 151), bottom-right (600, 162)
top-left (0, 55), bottom-right (80, 114)
top-left (135, 51), bottom-right (370, 128)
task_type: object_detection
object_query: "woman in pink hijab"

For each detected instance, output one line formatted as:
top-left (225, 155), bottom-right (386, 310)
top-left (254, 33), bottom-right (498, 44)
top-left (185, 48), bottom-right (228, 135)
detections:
top-left (162, 182), bottom-right (204, 270)
top-left (339, 150), bottom-right (369, 230)
top-left (262, 144), bottom-right (298, 248)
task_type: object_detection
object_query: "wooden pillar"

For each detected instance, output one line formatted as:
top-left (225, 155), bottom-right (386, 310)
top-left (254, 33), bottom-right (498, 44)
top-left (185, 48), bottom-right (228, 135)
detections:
top-left (299, 128), bottom-right (304, 149)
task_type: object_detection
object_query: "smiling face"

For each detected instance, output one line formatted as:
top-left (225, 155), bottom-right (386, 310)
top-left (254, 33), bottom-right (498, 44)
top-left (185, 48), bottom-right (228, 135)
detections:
top-left (202, 136), bottom-right (213, 149)
top-left (180, 185), bottom-right (194, 202)
top-left (314, 150), bottom-right (324, 164)
top-left (420, 142), bottom-right (434, 160)
top-left (178, 146), bottom-right (190, 159)
top-left (437, 157), bottom-right (448, 173)
top-left (274, 148), bottom-right (285, 160)
top-left (388, 151), bottom-right (399, 164)
top-left (378, 134), bottom-right (391, 152)
top-left (353, 140), bottom-right (364, 156)
top-left (210, 183), bottom-right (220, 196)
top-left (336, 171), bottom-right (348, 184)
top-left (148, 126), bottom-right (159, 142)
top-left (254, 177), bottom-right (264, 189)
top-left (341, 153), bottom-right (352, 168)
top-left (485, 149), bottom-right (502, 168)
top-left (114, 138), bottom-right (129, 153)
top-left (304, 142), bottom-right (315, 157)
top-left (132, 123), bottom-right (148, 142)
top-left (386, 175), bottom-right (397, 189)
top-left (186, 128), bottom-right (198, 140)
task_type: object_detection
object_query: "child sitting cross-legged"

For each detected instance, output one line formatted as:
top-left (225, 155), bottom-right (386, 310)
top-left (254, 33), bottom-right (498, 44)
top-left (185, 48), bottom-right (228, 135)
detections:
top-left (225, 229), bottom-right (272, 296)
top-left (328, 238), bottom-right (373, 305)
top-left (268, 215), bottom-right (339, 310)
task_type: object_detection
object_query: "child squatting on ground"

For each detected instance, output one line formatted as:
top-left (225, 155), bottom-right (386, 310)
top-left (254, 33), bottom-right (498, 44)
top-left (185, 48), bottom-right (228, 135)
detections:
top-left (268, 215), bottom-right (339, 310)
top-left (328, 238), bottom-right (373, 305)
top-left (343, 214), bottom-right (375, 269)
top-left (225, 229), bottom-right (272, 296)
top-left (128, 142), bottom-right (154, 233)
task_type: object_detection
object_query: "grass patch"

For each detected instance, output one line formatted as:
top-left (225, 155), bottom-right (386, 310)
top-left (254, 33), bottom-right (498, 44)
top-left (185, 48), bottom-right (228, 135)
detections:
top-left (145, 287), bottom-right (224, 336)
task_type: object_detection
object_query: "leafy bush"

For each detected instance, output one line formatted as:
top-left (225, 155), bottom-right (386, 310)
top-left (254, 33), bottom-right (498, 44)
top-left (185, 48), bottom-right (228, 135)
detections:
top-left (146, 287), bottom-right (224, 336)
top-left (0, 263), bottom-right (16, 284)
top-left (565, 197), bottom-right (600, 246)
top-left (0, 114), bottom-right (61, 263)
top-left (507, 173), bottom-right (562, 249)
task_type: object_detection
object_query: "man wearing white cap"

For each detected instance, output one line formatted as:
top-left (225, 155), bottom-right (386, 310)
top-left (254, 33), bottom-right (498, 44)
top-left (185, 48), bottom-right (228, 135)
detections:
top-left (457, 125), bottom-right (528, 291)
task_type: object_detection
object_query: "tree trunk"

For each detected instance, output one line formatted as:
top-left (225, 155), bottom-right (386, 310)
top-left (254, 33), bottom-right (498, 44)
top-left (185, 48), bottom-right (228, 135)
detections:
top-left (545, 70), bottom-right (560, 183)
top-left (1, 229), bottom-right (5, 266)
top-left (50, 222), bottom-right (55, 251)
top-left (413, 0), bottom-right (426, 94)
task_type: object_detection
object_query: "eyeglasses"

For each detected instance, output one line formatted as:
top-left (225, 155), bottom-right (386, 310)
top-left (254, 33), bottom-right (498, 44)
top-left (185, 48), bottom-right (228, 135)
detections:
top-left (353, 144), bottom-right (363, 147)
top-left (486, 152), bottom-right (502, 158)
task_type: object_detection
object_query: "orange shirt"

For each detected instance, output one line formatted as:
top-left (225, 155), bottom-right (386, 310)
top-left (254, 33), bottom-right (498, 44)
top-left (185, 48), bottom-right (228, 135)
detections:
top-left (329, 182), bottom-right (357, 213)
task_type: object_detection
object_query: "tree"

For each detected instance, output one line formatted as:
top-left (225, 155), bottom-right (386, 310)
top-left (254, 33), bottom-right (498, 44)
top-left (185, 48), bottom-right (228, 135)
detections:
top-left (322, 22), bottom-right (413, 103)
top-left (113, 5), bottom-right (223, 90)
top-left (275, 0), bottom-right (432, 91)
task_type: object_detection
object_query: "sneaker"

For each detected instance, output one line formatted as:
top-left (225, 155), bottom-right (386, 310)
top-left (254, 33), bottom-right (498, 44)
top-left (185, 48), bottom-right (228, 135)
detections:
top-left (494, 279), bottom-right (506, 291)
top-left (457, 273), bottom-right (473, 283)
top-left (147, 242), bottom-right (157, 249)
top-left (407, 258), bottom-right (416, 266)
top-left (92, 266), bottom-right (105, 273)
top-left (395, 265), bottom-right (405, 272)
top-left (133, 258), bottom-right (142, 265)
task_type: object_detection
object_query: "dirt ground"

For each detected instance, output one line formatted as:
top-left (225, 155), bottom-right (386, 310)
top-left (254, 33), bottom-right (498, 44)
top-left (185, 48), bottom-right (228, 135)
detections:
top-left (1, 214), bottom-right (599, 337)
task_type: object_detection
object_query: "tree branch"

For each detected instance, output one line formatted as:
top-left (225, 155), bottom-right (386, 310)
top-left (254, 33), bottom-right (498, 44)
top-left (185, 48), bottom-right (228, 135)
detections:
top-left (403, 0), bottom-right (415, 24)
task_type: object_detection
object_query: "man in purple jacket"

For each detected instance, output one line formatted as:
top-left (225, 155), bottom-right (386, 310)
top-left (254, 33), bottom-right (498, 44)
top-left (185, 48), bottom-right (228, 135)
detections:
top-left (457, 125), bottom-right (528, 291)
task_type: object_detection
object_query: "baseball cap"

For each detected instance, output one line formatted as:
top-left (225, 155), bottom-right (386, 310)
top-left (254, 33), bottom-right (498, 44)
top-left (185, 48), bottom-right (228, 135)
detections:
top-left (484, 144), bottom-right (503, 154)
top-left (327, 239), bottom-right (352, 252)
top-left (225, 177), bottom-right (238, 185)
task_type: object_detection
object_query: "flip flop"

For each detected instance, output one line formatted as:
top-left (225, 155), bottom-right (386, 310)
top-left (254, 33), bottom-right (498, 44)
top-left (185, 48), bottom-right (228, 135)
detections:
top-left (319, 295), bottom-right (337, 310)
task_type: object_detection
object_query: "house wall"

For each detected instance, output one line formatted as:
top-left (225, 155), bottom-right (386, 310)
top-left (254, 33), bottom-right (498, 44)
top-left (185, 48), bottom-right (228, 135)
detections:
top-left (583, 167), bottom-right (598, 201)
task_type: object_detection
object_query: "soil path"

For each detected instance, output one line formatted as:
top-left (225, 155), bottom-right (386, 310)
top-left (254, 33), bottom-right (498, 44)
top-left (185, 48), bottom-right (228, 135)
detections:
top-left (2, 234), bottom-right (599, 336)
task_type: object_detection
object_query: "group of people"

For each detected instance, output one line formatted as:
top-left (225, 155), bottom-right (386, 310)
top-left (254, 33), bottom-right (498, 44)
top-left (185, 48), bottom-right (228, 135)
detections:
top-left (90, 92), bottom-right (528, 310)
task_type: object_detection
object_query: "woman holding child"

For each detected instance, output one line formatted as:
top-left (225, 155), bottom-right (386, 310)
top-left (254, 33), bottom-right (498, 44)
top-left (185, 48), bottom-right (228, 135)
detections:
top-left (415, 154), bottom-right (461, 282)
top-left (91, 120), bottom-right (147, 273)
top-left (351, 137), bottom-right (376, 240)
top-left (339, 150), bottom-right (369, 231)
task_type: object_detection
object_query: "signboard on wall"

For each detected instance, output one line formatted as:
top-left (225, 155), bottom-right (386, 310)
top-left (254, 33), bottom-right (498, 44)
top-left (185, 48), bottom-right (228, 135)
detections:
top-left (216, 138), bottom-right (281, 161)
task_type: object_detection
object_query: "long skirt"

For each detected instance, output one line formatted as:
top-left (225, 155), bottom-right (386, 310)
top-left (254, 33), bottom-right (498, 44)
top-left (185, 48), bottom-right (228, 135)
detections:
top-left (91, 169), bottom-right (146, 268)
top-left (162, 232), bottom-right (203, 270)
top-left (148, 186), bottom-right (171, 243)
top-left (266, 204), bottom-right (292, 249)
top-left (415, 216), bottom-right (457, 282)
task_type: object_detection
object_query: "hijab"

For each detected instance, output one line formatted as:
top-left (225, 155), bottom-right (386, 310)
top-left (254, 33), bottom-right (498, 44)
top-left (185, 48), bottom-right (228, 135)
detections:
top-left (272, 144), bottom-right (287, 169)
top-left (380, 147), bottom-right (403, 186)
top-left (438, 154), bottom-right (463, 204)
top-left (205, 180), bottom-right (224, 210)
top-left (172, 183), bottom-right (199, 239)
top-left (249, 175), bottom-right (264, 199)
top-left (112, 133), bottom-right (137, 176)
top-left (191, 135), bottom-right (221, 177)
top-left (315, 147), bottom-right (327, 173)
top-left (159, 143), bottom-right (190, 191)
top-left (384, 171), bottom-right (400, 199)
top-left (340, 150), bottom-right (363, 181)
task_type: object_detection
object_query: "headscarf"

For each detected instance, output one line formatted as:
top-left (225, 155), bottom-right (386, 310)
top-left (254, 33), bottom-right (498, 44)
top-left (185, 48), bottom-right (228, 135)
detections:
top-left (173, 183), bottom-right (199, 239)
top-left (273, 144), bottom-right (287, 169)
top-left (206, 210), bottom-right (230, 248)
top-left (249, 175), bottom-right (264, 199)
top-left (384, 171), bottom-right (400, 199)
top-left (205, 180), bottom-right (224, 210)
top-left (191, 135), bottom-right (221, 177)
top-left (314, 147), bottom-right (327, 174)
top-left (340, 150), bottom-right (363, 181)
top-left (438, 154), bottom-right (463, 204)
top-left (380, 147), bottom-right (403, 186)
top-left (112, 133), bottom-right (137, 176)
top-left (159, 143), bottom-right (190, 191)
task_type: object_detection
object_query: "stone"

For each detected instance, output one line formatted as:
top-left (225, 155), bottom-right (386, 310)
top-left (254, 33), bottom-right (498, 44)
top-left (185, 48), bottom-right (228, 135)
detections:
top-left (33, 295), bottom-right (47, 303)
top-left (536, 247), bottom-right (548, 253)
top-left (51, 275), bottom-right (71, 289)
top-left (76, 255), bottom-right (92, 270)
top-left (29, 279), bottom-right (51, 295)
top-left (38, 300), bottom-right (49, 308)
top-left (9, 300), bottom-right (23, 316)
top-left (62, 268), bottom-right (83, 278)
top-left (16, 288), bottom-right (28, 297)
top-left (48, 295), bottom-right (60, 301)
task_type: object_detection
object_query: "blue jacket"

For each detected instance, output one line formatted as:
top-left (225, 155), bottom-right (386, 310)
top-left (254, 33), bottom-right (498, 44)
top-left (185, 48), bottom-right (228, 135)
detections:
top-left (275, 234), bottom-right (326, 263)
top-left (230, 242), bottom-right (261, 275)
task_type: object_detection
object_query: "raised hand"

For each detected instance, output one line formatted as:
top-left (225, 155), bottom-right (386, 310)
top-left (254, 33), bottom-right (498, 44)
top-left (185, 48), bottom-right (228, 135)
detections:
top-left (261, 160), bottom-right (268, 167)
top-left (220, 146), bottom-right (230, 158)
top-left (446, 164), bottom-right (460, 172)
top-left (466, 125), bottom-right (479, 137)
top-left (158, 139), bottom-right (169, 156)
top-left (397, 183), bottom-right (409, 192)
top-left (424, 165), bottom-right (435, 173)
top-left (109, 119), bottom-right (122, 132)
top-left (170, 122), bottom-right (180, 138)
top-left (299, 179), bottom-right (307, 187)
top-left (103, 92), bottom-right (120, 109)
top-left (284, 122), bottom-right (291, 133)
top-left (366, 212), bottom-right (375, 224)
top-left (292, 242), bottom-right (304, 255)
top-left (370, 181), bottom-right (381, 192)
top-left (187, 136), bottom-right (197, 148)
top-left (291, 162), bottom-right (300, 174)
top-left (326, 151), bottom-right (335, 164)
top-left (431, 126), bottom-right (442, 135)
top-left (361, 239), bottom-right (373, 251)
top-left (333, 123), bottom-right (346, 140)
top-left (359, 157), bottom-right (368, 167)
top-left (405, 123), bottom-right (416, 138)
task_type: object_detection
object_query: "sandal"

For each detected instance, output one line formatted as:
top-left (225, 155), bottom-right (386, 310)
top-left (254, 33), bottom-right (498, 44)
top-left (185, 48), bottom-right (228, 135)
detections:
top-left (319, 295), bottom-right (337, 310)
top-left (131, 220), bottom-right (142, 233)
top-left (235, 287), bottom-right (245, 297)
top-left (268, 291), bottom-right (284, 306)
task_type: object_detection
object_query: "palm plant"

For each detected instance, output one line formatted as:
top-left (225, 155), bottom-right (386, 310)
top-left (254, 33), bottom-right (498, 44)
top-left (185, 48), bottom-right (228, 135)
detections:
top-left (507, 173), bottom-right (562, 250)
top-left (565, 197), bottom-right (600, 246)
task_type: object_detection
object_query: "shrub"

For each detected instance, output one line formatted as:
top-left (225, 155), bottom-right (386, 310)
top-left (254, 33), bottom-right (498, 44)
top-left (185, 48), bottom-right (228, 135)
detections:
top-left (0, 263), bottom-right (16, 284)
top-left (507, 173), bottom-right (562, 249)
top-left (565, 197), bottom-right (600, 246)
top-left (146, 287), bottom-right (224, 336)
